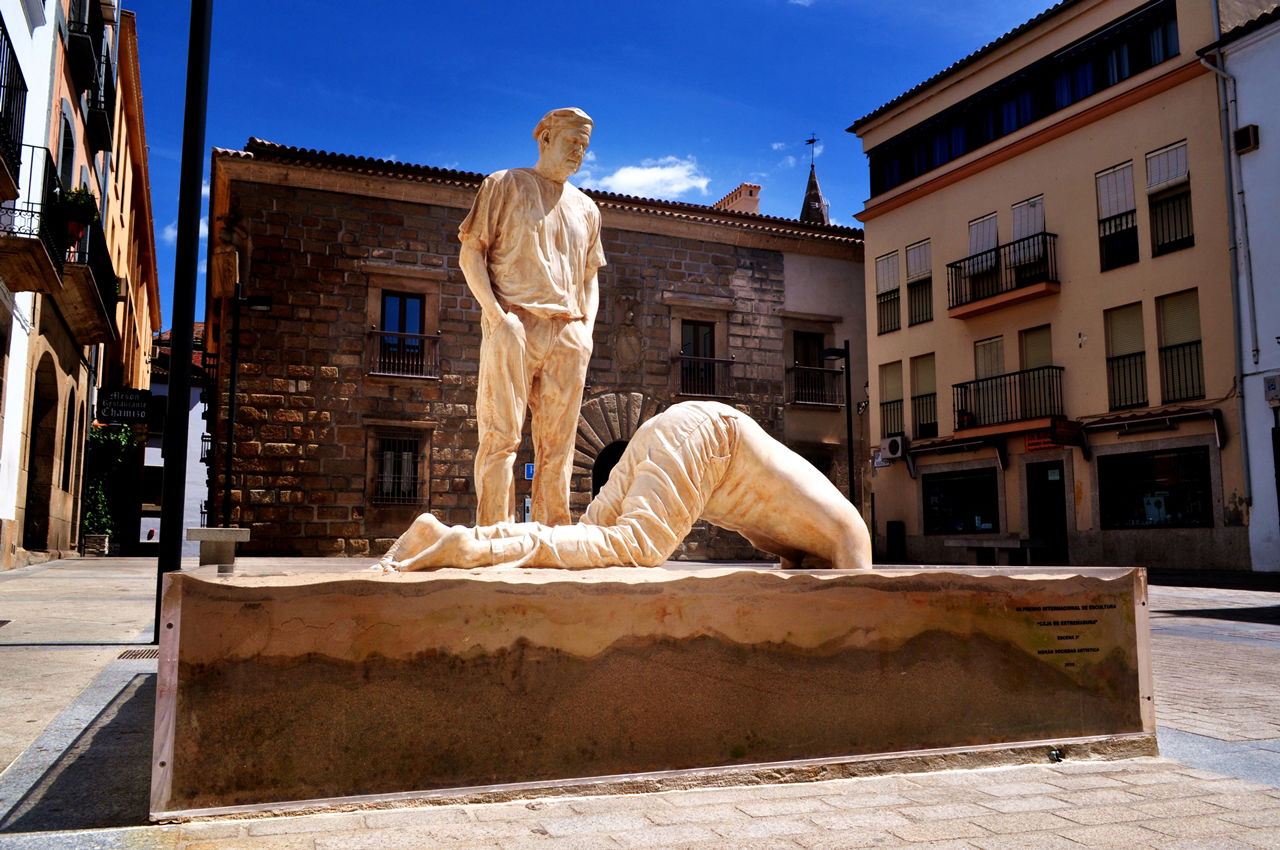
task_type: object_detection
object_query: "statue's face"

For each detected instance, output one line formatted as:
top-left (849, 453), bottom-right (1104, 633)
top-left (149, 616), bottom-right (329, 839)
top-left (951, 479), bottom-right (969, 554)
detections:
top-left (544, 125), bottom-right (592, 177)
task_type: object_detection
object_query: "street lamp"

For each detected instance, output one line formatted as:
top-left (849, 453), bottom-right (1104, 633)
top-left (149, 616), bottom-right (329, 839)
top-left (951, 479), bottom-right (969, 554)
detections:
top-left (221, 280), bottom-right (272, 527)
top-left (823, 340), bottom-right (857, 505)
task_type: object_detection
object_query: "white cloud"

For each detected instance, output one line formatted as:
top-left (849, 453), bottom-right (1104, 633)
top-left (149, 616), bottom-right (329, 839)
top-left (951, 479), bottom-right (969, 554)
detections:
top-left (771, 141), bottom-right (788, 151)
top-left (778, 154), bottom-right (797, 169)
top-left (789, 0), bottom-right (816, 5)
top-left (160, 216), bottom-right (209, 245)
top-left (201, 180), bottom-right (210, 198)
top-left (583, 150), bottom-right (597, 163)
top-left (813, 142), bottom-right (825, 158)
top-left (581, 156), bottom-right (710, 198)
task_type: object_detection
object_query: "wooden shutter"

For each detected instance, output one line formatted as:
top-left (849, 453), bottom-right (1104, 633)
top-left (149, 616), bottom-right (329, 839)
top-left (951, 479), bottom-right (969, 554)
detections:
top-left (875, 252), bottom-right (900, 293)
top-left (1012, 196), bottom-right (1045, 240)
top-left (879, 361), bottom-right (903, 401)
top-left (1020, 325), bottom-right (1053, 369)
top-left (1105, 303), bottom-right (1144, 356)
top-left (1096, 163), bottom-right (1136, 218)
top-left (911, 353), bottom-right (936, 395)
top-left (1158, 289), bottom-right (1200, 346)
top-left (1147, 141), bottom-right (1188, 190)
top-left (905, 240), bottom-right (931, 281)
top-left (974, 336), bottom-right (1004, 378)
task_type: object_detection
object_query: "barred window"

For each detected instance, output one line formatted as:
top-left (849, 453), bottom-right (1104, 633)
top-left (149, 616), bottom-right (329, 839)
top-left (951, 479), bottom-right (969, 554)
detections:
top-left (372, 430), bottom-right (424, 505)
top-left (875, 251), bottom-right (900, 334)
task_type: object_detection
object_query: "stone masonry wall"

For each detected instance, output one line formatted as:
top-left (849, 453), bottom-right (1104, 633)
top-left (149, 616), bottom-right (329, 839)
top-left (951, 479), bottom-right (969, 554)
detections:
top-left (215, 176), bottom-right (804, 559)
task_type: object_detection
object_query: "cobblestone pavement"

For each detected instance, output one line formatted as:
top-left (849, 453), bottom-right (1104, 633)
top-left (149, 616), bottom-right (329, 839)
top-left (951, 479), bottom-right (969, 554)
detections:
top-left (0, 559), bottom-right (1276, 849)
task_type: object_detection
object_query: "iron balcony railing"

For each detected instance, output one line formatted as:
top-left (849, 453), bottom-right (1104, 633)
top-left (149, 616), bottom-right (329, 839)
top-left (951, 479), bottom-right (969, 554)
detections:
top-left (1159, 340), bottom-right (1204, 402)
top-left (0, 145), bottom-right (64, 271)
top-left (0, 17), bottom-right (28, 184)
top-left (86, 51), bottom-right (115, 153)
top-left (880, 398), bottom-right (904, 437)
top-left (907, 277), bottom-right (932, 325)
top-left (953, 365), bottom-right (1064, 430)
top-left (912, 392), bottom-right (938, 439)
top-left (200, 433), bottom-right (213, 464)
top-left (786, 365), bottom-right (844, 406)
top-left (367, 330), bottom-right (440, 378)
top-left (946, 231), bottom-right (1058, 309)
top-left (1098, 210), bottom-right (1138, 271)
top-left (66, 0), bottom-right (106, 92)
top-left (676, 354), bottom-right (734, 398)
top-left (1106, 351), bottom-right (1147, 410)
top-left (66, 212), bottom-right (117, 307)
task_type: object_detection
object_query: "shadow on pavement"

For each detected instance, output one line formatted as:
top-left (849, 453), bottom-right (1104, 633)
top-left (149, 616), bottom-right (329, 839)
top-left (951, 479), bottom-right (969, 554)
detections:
top-left (1158, 606), bottom-right (1280, 626)
top-left (0, 674), bottom-right (154, 832)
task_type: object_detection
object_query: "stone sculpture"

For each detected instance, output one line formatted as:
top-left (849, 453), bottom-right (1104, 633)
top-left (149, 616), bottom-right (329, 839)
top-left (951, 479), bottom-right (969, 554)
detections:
top-left (382, 401), bottom-right (872, 571)
top-left (459, 107), bottom-right (605, 526)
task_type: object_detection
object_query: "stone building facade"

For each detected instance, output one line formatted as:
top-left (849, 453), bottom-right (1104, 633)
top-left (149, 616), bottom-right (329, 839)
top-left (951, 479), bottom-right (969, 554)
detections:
top-left (205, 139), bottom-right (864, 558)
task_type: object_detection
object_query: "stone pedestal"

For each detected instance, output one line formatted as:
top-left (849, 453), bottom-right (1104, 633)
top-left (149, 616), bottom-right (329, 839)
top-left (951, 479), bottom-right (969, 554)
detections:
top-left (151, 565), bottom-right (1153, 818)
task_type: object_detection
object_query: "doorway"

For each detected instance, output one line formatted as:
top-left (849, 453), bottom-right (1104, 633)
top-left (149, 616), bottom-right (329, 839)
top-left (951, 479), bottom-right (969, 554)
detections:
top-left (592, 441), bottom-right (628, 497)
top-left (1026, 460), bottom-right (1068, 565)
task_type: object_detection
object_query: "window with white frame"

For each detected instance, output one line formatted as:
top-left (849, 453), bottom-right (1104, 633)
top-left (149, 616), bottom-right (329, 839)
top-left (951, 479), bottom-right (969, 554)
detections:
top-left (1146, 141), bottom-right (1193, 255)
top-left (1097, 162), bottom-right (1138, 270)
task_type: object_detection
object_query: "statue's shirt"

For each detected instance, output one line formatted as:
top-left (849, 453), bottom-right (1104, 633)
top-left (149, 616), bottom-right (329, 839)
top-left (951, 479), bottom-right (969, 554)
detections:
top-left (459, 168), bottom-right (606, 320)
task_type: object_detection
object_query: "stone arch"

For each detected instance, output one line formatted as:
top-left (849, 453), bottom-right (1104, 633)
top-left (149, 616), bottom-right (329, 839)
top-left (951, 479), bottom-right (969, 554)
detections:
top-left (23, 355), bottom-right (59, 551)
top-left (572, 391), bottom-right (665, 486)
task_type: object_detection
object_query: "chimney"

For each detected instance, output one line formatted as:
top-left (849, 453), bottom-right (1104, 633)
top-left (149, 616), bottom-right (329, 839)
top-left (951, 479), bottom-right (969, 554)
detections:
top-left (712, 182), bottom-right (761, 214)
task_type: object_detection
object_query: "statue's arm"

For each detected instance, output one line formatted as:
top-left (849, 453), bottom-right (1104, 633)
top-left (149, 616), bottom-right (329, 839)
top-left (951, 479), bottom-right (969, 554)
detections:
top-left (583, 268), bottom-right (600, 329)
top-left (459, 241), bottom-right (504, 320)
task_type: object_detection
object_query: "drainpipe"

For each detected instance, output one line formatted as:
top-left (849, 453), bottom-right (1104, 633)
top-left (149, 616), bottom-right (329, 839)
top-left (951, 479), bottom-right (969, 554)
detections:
top-left (1199, 3), bottom-right (1254, 513)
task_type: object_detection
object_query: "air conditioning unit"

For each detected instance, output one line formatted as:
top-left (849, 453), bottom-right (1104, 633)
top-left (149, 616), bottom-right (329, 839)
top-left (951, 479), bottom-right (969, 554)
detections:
top-left (879, 435), bottom-right (906, 460)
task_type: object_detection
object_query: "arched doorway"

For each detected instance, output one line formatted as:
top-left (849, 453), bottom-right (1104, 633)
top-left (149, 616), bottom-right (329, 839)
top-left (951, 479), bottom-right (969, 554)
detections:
top-left (23, 357), bottom-right (59, 551)
top-left (592, 440), bottom-right (628, 497)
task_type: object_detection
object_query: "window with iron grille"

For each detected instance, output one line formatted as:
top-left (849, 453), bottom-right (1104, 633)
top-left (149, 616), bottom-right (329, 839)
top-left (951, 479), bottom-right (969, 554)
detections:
top-left (1157, 289), bottom-right (1203, 402)
top-left (1146, 142), bottom-right (1193, 256)
top-left (875, 251), bottom-right (900, 334)
top-left (905, 240), bottom-right (932, 325)
top-left (372, 431), bottom-right (424, 505)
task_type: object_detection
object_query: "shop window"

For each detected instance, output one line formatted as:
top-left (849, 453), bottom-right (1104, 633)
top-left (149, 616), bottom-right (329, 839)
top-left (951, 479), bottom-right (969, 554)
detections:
top-left (1099, 446), bottom-right (1211, 529)
top-left (923, 467), bottom-right (1000, 535)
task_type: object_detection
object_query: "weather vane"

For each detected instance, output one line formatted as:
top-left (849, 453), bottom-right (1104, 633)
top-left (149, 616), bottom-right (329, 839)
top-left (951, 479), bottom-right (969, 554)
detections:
top-left (805, 133), bottom-right (819, 165)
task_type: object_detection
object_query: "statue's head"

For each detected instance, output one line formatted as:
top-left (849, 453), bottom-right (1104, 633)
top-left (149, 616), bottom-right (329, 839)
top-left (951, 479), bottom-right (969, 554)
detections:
top-left (533, 107), bottom-right (593, 182)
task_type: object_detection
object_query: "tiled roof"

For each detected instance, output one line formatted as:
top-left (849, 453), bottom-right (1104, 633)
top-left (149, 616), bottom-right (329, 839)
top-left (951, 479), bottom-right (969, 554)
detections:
top-left (225, 139), bottom-right (863, 244)
top-left (1200, 3), bottom-right (1280, 51)
top-left (848, 0), bottom-right (1084, 132)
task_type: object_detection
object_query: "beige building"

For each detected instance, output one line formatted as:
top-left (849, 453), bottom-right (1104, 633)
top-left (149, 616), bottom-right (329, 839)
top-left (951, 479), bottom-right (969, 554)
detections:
top-left (851, 0), bottom-right (1250, 570)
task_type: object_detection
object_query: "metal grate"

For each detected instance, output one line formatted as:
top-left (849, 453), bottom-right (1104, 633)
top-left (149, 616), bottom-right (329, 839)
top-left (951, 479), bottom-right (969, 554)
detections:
top-left (118, 647), bottom-right (159, 659)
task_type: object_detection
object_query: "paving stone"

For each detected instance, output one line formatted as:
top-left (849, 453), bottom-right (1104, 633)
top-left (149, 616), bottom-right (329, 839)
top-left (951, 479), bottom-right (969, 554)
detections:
top-left (794, 832), bottom-right (905, 849)
top-left (708, 815), bottom-right (814, 840)
top-left (1238, 827), bottom-right (1280, 847)
top-left (966, 810), bottom-right (1078, 833)
top-left (898, 802), bottom-right (992, 822)
top-left (818, 792), bottom-right (914, 810)
top-left (1038, 774), bottom-right (1128, 791)
top-left (1202, 792), bottom-right (1280, 811)
top-left (1054, 804), bottom-right (1150, 825)
top-left (1133, 798), bottom-right (1229, 818)
top-left (969, 833), bottom-right (1084, 850)
top-left (886, 818), bottom-right (989, 842)
top-left (606, 822), bottom-right (721, 848)
top-left (644, 803), bottom-right (750, 825)
top-left (1139, 815), bottom-right (1246, 838)
top-left (978, 782), bottom-right (1065, 797)
top-left (973, 794), bottom-right (1071, 813)
top-left (245, 812), bottom-right (367, 835)
top-left (1150, 839), bottom-right (1258, 850)
top-left (1221, 807), bottom-right (1280, 827)
top-left (1056, 823), bottom-right (1168, 847)
top-left (537, 811), bottom-right (651, 837)
top-left (807, 808), bottom-right (915, 831)
top-left (734, 796), bottom-right (833, 817)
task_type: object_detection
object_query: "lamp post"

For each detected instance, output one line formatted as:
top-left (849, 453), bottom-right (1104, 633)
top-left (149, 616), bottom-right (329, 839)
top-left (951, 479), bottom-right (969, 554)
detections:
top-left (221, 280), bottom-right (272, 527)
top-left (823, 340), bottom-right (857, 505)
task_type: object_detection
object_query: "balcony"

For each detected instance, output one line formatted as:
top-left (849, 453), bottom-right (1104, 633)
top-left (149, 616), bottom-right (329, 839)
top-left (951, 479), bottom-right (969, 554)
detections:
top-left (1106, 351), bottom-right (1147, 410)
top-left (61, 214), bottom-right (118, 343)
top-left (66, 0), bottom-right (106, 92)
top-left (200, 433), bottom-right (213, 465)
top-left (946, 232), bottom-right (1059, 319)
top-left (1160, 340), bottom-right (1203, 403)
top-left (86, 52), bottom-right (116, 153)
top-left (367, 330), bottom-right (440, 378)
top-left (1099, 210), bottom-right (1138, 271)
top-left (880, 398), bottom-right (904, 438)
top-left (786, 365), bottom-right (844, 406)
top-left (675, 355), bottom-right (734, 398)
top-left (0, 145), bottom-right (64, 294)
top-left (0, 17), bottom-right (27, 203)
top-left (953, 365), bottom-right (1064, 434)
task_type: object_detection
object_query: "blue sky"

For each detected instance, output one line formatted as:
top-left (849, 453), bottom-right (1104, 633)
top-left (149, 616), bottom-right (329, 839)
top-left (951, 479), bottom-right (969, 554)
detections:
top-left (126, 0), bottom-right (1055, 330)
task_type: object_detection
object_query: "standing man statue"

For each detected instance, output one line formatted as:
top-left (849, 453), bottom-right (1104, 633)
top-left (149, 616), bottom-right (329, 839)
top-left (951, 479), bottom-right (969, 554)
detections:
top-left (459, 107), bottom-right (606, 525)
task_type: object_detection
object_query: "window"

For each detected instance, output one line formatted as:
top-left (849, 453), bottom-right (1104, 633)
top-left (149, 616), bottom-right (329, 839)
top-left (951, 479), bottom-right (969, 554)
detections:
top-left (1009, 196), bottom-right (1048, 283)
top-left (910, 354), bottom-right (937, 439)
top-left (879, 361), bottom-right (903, 438)
top-left (1097, 163), bottom-right (1138, 270)
top-left (1105, 303), bottom-right (1147, 409)
top-left (958, 336), bottom-right (1005, 428)
top-left (875, 251), bottom-right (900, 334)
top-left (679, 319), bottom-right (720, 396)
top-left (964, 214), bottom-right (1000, 300)
top-left (667, 296), bottom-right (732, 398)
top-left (789, 330), bottom-right (839, 405)
top-left (1019, 325), bottom-right (1056, 419)
top-left (923, 467), bottom-right (1000, 535)
top-left (1147, 141), bottom-right (1193, 255)
top-left (1157, 289), bottom-right (1203, 402)
top-left (371, 430), bottom-right (425, 505)
top-left (905, 240), bottom-right (932, 325)
top-left (60, 391), bottom-right (76, 492)
top-left (1099, 446), bottom-right (1211, 529)
top-left (374, 291), bottom-right (434, 377)
top-left (365, 266), bottom-right (440, 379)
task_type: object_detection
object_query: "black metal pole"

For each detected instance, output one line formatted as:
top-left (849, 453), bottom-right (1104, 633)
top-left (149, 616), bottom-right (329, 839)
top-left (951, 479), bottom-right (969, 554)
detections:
top-left (155, 0), bottom-right (213, 642)
top-left (842, 339), bottom-right (856, 504)
top-left (221, 281), bottom-right (240, 526)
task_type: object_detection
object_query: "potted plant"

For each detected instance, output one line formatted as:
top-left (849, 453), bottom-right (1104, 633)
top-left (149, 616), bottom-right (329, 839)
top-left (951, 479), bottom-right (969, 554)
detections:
top-left (60, 185), bottom-right (99, 244)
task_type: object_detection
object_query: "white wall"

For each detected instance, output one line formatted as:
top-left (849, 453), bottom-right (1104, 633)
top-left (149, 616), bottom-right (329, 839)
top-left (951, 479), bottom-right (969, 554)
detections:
top-left (1225, 18), bottom-right (1280, 571)
top-left (0, 1), bottom-right (56, 523)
